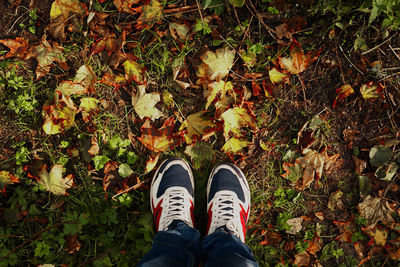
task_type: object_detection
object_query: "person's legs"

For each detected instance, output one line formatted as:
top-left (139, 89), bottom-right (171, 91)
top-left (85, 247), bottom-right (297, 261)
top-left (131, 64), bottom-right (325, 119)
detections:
top-left (137, 158), bottom-right (201, 267)
top-left (202, 163), bottom-right (258, 267)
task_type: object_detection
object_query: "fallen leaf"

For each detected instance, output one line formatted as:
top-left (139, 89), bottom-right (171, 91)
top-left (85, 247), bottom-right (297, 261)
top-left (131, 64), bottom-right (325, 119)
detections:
top-left (221, 138), bottom-right (250, 153)
top-left (333, 84), bottom-right (354, 108)
top-left (145, 155), bottom-right (159, 174)
top-left (358, 195), bottom-right (394, 226)
top-left (353, 156), bottom-right (367, 174)
top-left (34, 39), bottom-right (68, 79)
top-left (169, 22), bottom-right (190, 41)
top-left (137, 117), bottom-right (183, 153)
top-left (135, 0), bottom-right (163, 30)
top-left (220, 107), bottom-right (257, 139)
top-left (278, 40), bottom-right (319, 74)
top-left (333, 220), bottom-right (357, 242)
top-left (56, 82), bottom-right (88, 97)
top-left (74, 65), bottom-right (97, 89)
top-left (123, 59), bottom-right (146, 85)
top-left (205, 81), bottom-right (233, 109)
top-left (362, 225), bottom-right (387, 245)
top-left (113, 0), bottom-right (140, 13)
top-left (369, 145), bottom-right (393, 167)
top-left (0, 37), bottom-right (32, 59)
top-left (132, 85), bottom-right (164, 121)
top-left (179, 112), bottom-right (216, 144)
top-left (198, 47), bottom-right (235, 80)
top-left (42, 91), bottom-right (78, 135)
top-left (375, 162), bottom-right (399, 181)
top-left (50, 0), bottom-right (86, 20)
top-left (307, 237), bottom-right (323, 256)
top-left (0, 171), bottom-right (20, 193)
top-left (327, 190), bottom-right (344, 212)
top-left (185, 141), bottom-right (214, 169)
top-left (269, 68), bottom-right (288, 84)
top-left (286, 217), bottom-right (303, 235)
top-left (79, 97), bottom-right (99, 123)
top-left (38, 164), bottom-right (74, 195)
top-left (66, 234), bottom-right (81, 254)
top-left (293, 251), bottom-right (310, 267)
top-left (118, 163), bottom-right (134, 178)
top-left (88, 136), bottom-right (100, 156)
top-left (360, 82), bottom-right (384, 100)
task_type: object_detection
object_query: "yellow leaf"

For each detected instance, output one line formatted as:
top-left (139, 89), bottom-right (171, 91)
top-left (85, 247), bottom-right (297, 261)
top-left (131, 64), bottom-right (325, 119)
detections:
top-left (42, 92), bottom-right (78, 135)
top-left (333, 84), bottom-right (354, 108)
top-left (205, 81), bottom-right (233, 109)
top-left (179, 112), bottom-right (216, 144)
top-left (132, 85), bottom-right (164, 121)
top-left (269, 68), bottom-right (287, 84)
top-left (169, 22), bottom-right (190, 40)
top-left (50, 0), bottom-right (85, 20)
top-left (360, 82), bottom-right (383, 100)
top-left (113, 0), bottom-right (140, 13)
top-left (123, 60), bottom-right (146, 84)
top-left (220, 107), bottom-right (256, 138)
top-left (145, 155), bottom-right (159, 174)
top-left (162, 90), bottom-right (174, 107)
top-left (38, 164), bottom-right (74, 195)
top-left (56, 81), bottom-right (88, 96)
top-left (222, 138), bottom-right (249, 153)
top-left (74, 65), bottom-right (97, 89)
top-left (136, 0), bottom-right (163, 30)
top-left (79, 97), bottom-right (99, 123)
top-left (198, 47), bottom-right (235, 80)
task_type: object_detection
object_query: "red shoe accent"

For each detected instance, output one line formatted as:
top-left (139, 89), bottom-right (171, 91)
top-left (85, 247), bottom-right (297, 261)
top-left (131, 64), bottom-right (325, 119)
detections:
top-left (205, 202), bottom-right (213, 234)
top-left (152, 199), bottom-right (163, 231)
top-left (239, 204), bottom-right (249, 241)
top-left (190, 199), bottom-right (195, 228)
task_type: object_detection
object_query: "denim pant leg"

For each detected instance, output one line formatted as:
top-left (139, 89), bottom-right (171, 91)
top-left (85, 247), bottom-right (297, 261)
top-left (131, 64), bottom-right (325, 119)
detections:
top-left (202, 229), bottom-right (259, 267)
top-left (137, 222), bottom-right (201, 267)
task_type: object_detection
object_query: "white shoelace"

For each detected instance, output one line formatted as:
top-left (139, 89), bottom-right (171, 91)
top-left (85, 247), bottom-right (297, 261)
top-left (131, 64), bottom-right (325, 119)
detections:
top-left (160, 188), bottom-right (191, 231)
top-left (211, 193), bottom-right (240, 237)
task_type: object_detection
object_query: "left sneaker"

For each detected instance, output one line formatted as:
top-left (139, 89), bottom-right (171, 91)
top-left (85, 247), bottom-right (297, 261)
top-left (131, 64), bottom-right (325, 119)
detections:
top-left (150, 158), bottom-right (195, 232)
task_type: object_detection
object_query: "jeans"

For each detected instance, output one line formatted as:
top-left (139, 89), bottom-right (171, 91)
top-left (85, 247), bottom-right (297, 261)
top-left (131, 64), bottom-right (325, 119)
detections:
top-left (137, 222), bottom-right (258, 267)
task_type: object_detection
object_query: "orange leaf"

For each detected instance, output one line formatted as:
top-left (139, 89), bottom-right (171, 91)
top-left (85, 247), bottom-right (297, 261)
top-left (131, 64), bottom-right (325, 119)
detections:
top-left (278, 40), bottom-right (319, 74)
top-left (137, 117), bottom-right (183, 153)
top-left (333, 84), bottom-right (354, 108)
top-left (0, 37), bottom-right (32, 59)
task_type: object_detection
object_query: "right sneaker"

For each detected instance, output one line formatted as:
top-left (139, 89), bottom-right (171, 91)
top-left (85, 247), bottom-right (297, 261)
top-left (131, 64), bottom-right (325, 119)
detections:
top-left (150, 158), bottom-right (195, 232)
top-left (206, 163), bottom-right (251, 243)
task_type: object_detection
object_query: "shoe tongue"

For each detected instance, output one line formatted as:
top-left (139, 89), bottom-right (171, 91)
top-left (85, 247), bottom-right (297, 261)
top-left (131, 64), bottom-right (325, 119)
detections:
top-left (167, 219), bottom-right (186, 230)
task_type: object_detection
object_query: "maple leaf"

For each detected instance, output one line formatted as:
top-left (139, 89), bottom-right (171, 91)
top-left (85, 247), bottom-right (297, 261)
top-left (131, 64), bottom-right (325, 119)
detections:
top-left (269, 68), bottom-right (288, 84)
top-left (135, 0), bottom-right (163, 30)
top-left (0, 171), bottom-right (20, 193)
top-left (282, 148), bottom-right (339, 190)
top-left (113, 0), bottom-right (140, 13)
top-left (74, 65), bottom-right (97, 89)
top-left (185, 141), bottom-right (214, 169)
top-left (137, 117), bottom-right (183, 153)
top-left (34, 39), bottom-right (68, 79)
top-left (333, 220), bottom-right (357, 242)
top-left (132, 85), bottom-right (164, 121)
top-left (123, 59), bottom-right (146, 85)
top-left (169, 22), bottom-right (191, 41)
top-left (360, 82), bottom-right (384, 100)
top-left (0, 37), bottom-right (32, 59)
top-left (49, 0), bottom-right (87, 41)
top-left (91, 34), bottom-right (117, 56)
top-left (99, 72), bottom-right (126, 89)
top-left (145, 155), bottom-right (159, 174)
top-left (278, 40), bottom-right (319, 74)
top-left (197, 47), bottom-right (236, 80)
top-left (333, 84), bottom-right (354, 108)
top-left (362, 225), bottom-right (388, 245)
top-left (293, 251), bottom-right (310, 267)
top-left (38, 164), bottom-right (74, 195)
top-left (358, 195), bottom-right (394, 226)
top-left (42, 91), bottom-right (78, 135)
top-left (205, 81), bottom-right (233, 110)
top-left (79, 97), bottom-right (99, 123)
top-left (180, 112), bottom-right (216, 144)
top-left (221, 138), bottom-right (250, 153)
top-left (220, 107), bottom-right (257, 138)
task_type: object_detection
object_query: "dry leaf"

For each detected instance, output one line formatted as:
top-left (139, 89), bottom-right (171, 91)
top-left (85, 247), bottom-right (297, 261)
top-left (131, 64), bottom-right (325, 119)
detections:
top-left (278, 40), bottom-right (319, 74)
top-left (197, 47), bottom-right (235, 80)
top-left (220, 107), bottom-right (257, 139)
top-left (333, 84), bottom-right (354, 108)
top-left (179, 112), bottom-right (216, 144)
top-left (132, 85), bottom-right (164, 121)
top-left (38, 164), bottom-right (74, 195)
top-left (358, 195), bottom-right (394, 226)
top-left (221, 138), bottom-right (250, 153)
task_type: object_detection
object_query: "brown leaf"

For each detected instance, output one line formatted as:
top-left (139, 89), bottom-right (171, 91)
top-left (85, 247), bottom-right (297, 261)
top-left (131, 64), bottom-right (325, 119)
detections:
top-left (66, 234), bottom-right (81, 254)
top-left (293, 251), bottom-right (310, 266)
top-left (34, 39), bottom-right (68, 79)
top-left (0, 37), bottom-right (32, 59)
top-left (352, 156), bottom-right (367, 175)
top-left (333, 220), bottom-right (357, 242)
top-left (278, 40), bottom-right (319, 74)
top-left (358, 195), bottom-right (394, 226)
top-left (137, 117), bottom-right (184, 153)
top-left (88, 136), bottom-right (100, 156)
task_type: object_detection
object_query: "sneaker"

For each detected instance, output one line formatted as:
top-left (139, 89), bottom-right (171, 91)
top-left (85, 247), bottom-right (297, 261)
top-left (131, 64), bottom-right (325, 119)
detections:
top-left (206, 163), bottom-right (251, 242)
top-left (150, 158), bottom-right (195, 232)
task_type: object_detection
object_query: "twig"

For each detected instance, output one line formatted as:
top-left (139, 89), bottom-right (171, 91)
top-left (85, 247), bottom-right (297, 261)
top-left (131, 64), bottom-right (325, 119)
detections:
top-left (111, 178), bottom-right (151, 200)
top-left (245, 1), bottom-right (276, 39)
top-left (389, 44), bottom-right (400, 61)
top-left (361, 33), bottom-right (398, 55)
top-left (0, 220), bottom-right (78, 262)
top-left (378, 71), bottom-right (400, 83)
top-left (339, 45), bottom-right (364, 75)
top-left (297, 74), bottom-right (308, 110)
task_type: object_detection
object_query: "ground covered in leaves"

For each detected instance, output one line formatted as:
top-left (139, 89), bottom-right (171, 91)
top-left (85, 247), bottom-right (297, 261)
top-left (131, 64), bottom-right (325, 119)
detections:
top-left (1, 0), bottom-right (400, 266)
